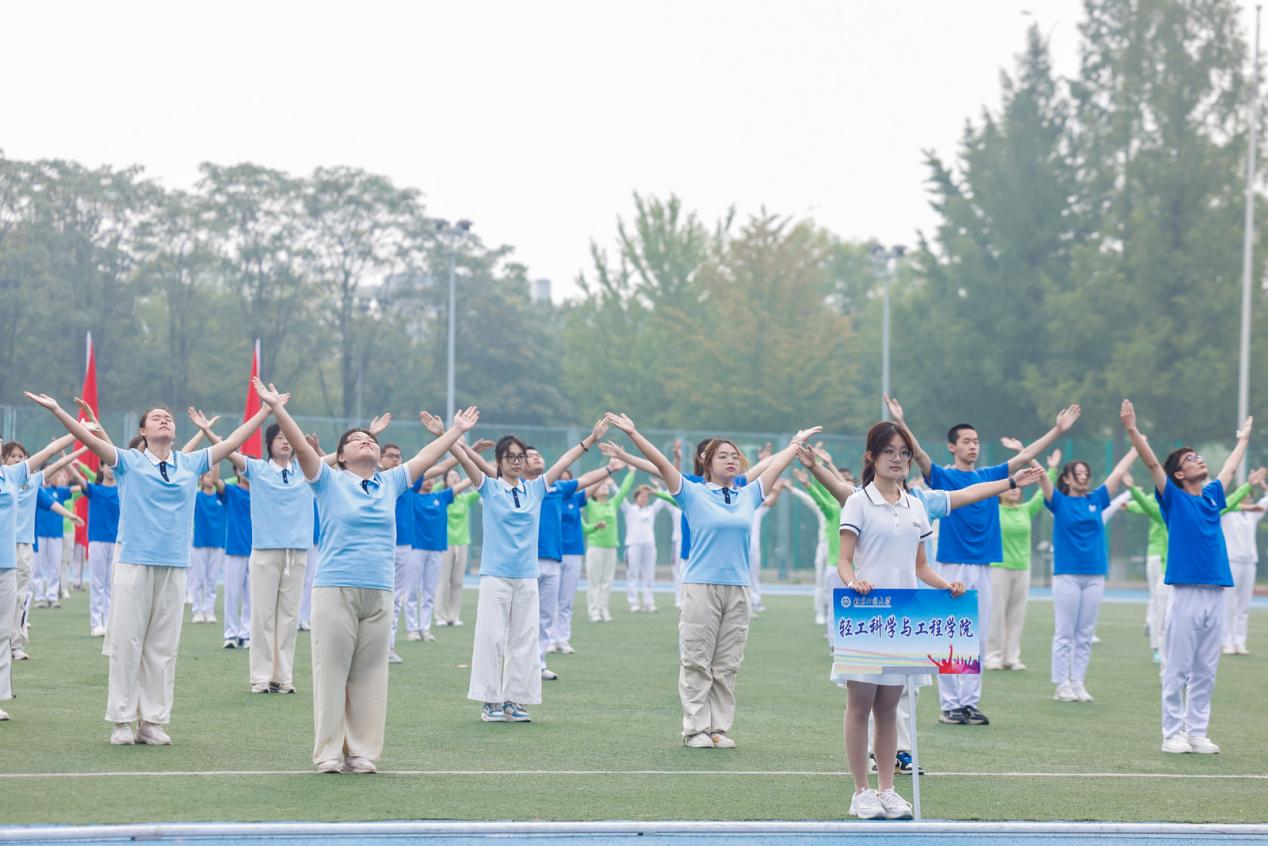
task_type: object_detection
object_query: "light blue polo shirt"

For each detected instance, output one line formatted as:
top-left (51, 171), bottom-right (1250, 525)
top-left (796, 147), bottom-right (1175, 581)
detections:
top-left (1158, 480), bottom-right (1232, 587)
top-left (680, 472), bottom-right (748, 560)
top-left (925, 462), bottom-right (1010, 564)
top-left (112, 447), bottom-right (213, 567)
top-left (15, 469), bottom-right (44, 545)
top-left (1046, 486), bottom-right (1110, 575)
top-left (477, 474), bottom-right (549, 579)
top-left (0, 462), bottom-right (31, 569)
top-left (243, 457), bottom-right (315, 550)
top-left (309, 462), bottom-right (410, 591)
top-left (674, 477), bottom-right (766, 586)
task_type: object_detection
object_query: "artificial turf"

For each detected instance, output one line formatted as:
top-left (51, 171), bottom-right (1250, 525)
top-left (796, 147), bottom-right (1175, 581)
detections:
top-left (0, 581), bottom-right (1264, 825)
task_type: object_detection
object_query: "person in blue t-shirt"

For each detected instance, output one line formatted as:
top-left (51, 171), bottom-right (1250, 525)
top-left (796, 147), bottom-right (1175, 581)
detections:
top-left (1122, 399), bottom-right (1253, 755)
top-left (447, 417), bottom-right (609, 724)
top-left (190, 467), bottom-right (226, 627)
top-left (254, 380), bottom-right (476, 774)
top-left (1038, 447), bottom-right (1137, 704)
top-left (221, 477), bottom-right (252, 650)
top-left (67, 461), bottom-right (122, 637)
top-left (890, 394), bottom-right (1080, 727)
top-left (27, 391), bottom-right (271, 747)
top-left (32, 469), bottom-right (75, 608)
top-left (412, 476), bottom-right (466, 641)
top-left (608, 411), bottom-right (819, 750)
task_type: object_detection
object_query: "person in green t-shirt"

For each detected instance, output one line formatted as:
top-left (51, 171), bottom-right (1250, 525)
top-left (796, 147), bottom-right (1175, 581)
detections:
top-left (790, 467), bottom-right (845, 628)
top-left (435, 468), bottom-right (482, 627)
top-left (582, 465), bottom-right (637, 622)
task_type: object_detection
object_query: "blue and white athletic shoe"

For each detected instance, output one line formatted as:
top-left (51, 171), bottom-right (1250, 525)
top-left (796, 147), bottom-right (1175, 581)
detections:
top-left (503, 702), bottom-right (532, 722)
top-left (481, 702), bottom-right (507, 722)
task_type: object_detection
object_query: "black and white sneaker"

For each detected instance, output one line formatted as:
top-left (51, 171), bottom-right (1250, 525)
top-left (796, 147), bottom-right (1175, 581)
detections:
top-left (962, 705), bottom-right (990, 725)
top-left (938, 708), bottom-right (968, 724)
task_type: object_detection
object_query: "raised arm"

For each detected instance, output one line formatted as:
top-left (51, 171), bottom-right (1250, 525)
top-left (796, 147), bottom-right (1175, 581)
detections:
top-left (599, 441), bottom-right (661, 478)
top-left (948, 464), bottom-right (1046, 509)
top-left (73, 398), bottom-right (114, 447)
top-left (39, 445), bottom-right (90, 481)
top-left (610, 465), bottom-right (637, 507)
top-left (23, 394), bottom-right (116, 467)
top-left (1103, 447), bottom-right (1138, 495)
top-left (50, 499), bottom-right (83, 526)
top-left (1127, 483), bottom-right (1164, 526)
top-left (407, 409), bottom-right (480, 483)
top-left (1120, 400), bottom-right (1167, 490)
top-left (1036, 461), bottom-right (1055, 502)
top-left (208, 401), bottom-right (273, 465)
top-left (188, 408), bottom-right (245, 472)
top-left (252, 379), bottom-right (318, 480)
top-left (745, 441), bottom-right (776, 481)
top-left (755, 427), bottom-right (821, 494)
top-left (1008, 404), bottom-right (1081, 472)
top-left (884, 394), bottom-right (932, 478)
top-left (802, 445), bottom-right (853, 504)
top-left (545, 417), bottom-right (610, 485)
top-left (1217, 417), bottom-right (1254, 493)
top-left (606, 413), bottom-right (680, 492)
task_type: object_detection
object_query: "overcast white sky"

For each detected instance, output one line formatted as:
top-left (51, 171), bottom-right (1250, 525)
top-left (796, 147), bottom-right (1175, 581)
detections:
top-left (2, 1), bottom-right (1258, 298)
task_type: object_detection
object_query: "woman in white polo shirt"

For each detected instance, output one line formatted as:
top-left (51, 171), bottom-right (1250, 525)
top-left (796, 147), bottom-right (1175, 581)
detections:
top-left (620, 483), bottom-right (666, 612)
top-left (837, 421), bottom-right (966, 820)
top-left (26, 391), bottom-right (271, 746)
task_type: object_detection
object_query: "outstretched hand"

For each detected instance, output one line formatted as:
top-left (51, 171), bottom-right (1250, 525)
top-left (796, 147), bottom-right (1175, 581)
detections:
top-left (792, 468), bottom-right (810, 485)
top-left (369, 413), bottom-right (393, 437)
top-left (1236, 416), bottom-right (1254, 442)
top-left (1055, 404), bottom-right (1082, 433)
top-left (24, 391), bottom-right (61, 412)
top-left (419, 411), bottom-right (444, 437)
top-left (1119, 399), bottom-right (1137, 430)
top-left (605, 412), bottom-right (636, 434)
top-left (1250, 466), bottom-right (1268, 488)
top-left (999, 436), bottom-right (1023, 452)
top-left (758, 441), bottom-right (773, 461)
top-left (792, 426), bottom-right (823, 447)
top-left (253, 378), bottom-right (285, 408)
top-left (73, 397), bottom-right (100, 424)
top-left (1012, 465), bottom-right (1044, 488)
top-left (1047, 448), bottom-right (1062, 470)
top-left (796, 445), bottom-right (816, 468)
top-left (453, 406), bottom-right (480, 432)
top-left (187, 407), bottom-right (217, 431)
top-left (471, 438), bottom-right (495, 453)
top-left (304, 433), bottom-right (324, 455)
top-left (590, 416), bottom-right (612, 442)
top-left (883, 394), bottom-right (905, 425)
top-left (598, 441), bottom-right (625, 459)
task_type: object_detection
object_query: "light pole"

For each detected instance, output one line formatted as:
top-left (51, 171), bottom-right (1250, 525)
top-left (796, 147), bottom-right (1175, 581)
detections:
top-left (870, 243), bottom-right (906, 420)
top-left (1238, 5), bottom-right (1261, 484)
top-left (436, 218), bottom-right (473, 426)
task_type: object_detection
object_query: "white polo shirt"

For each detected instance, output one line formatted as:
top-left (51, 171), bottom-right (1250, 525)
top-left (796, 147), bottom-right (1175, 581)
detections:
top-left (620, 498), bottom-right (665, 546)
top-left (1221, 493), bottom-right (1268, 563)
top-left (839, 482), bottom-right (933, 589)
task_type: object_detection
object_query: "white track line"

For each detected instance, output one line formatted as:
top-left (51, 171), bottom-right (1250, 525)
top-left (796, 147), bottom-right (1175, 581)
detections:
top-left (2, 768), bottom-right (1266, 780)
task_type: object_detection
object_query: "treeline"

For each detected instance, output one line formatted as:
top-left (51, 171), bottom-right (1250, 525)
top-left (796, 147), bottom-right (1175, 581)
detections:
top-left (2, 0), bottom-right (1265, 451)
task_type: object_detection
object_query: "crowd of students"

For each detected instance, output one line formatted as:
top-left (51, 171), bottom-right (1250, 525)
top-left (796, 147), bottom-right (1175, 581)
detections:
top-left (0, 383), bottom-right (1261, 820)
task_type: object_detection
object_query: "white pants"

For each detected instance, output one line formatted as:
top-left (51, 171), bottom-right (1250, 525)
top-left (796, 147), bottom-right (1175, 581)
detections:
top-left (33, 536), bottom-right (63, 603)
top-left (103, 563), bottom-right (186, 725)
top-left (299, 546), bottom-right (317, 628)
top-left (189, 546), bottom-right (223, 618)
top-left (68, 540), bottom-right (86, 589)
top-left (1223, 558), bottom-right (1256, 650)
top-left (0, 570), bottom-right (15, 701)
top-left (555, 553), bottom-right (582, 644)
top-left (936, 563), bottom-right (991, 711)
top-left (987, 567), bottom-right (1030, 667)
top-left (469, 576), bottom-right (541, 705)
top-left (1162, 585), bottom-right (1224, 740)
top-left (812, 536), bottom-right (829, 620)
top-left (310, 586), bottom-right (391, 764)
top-left (436, 545), bottom-right (468, 624)
top-left (747, 542), bottom-right (763, 608)
top-left (1146, 555), bottom-right (1171, 654)
top-left (626, 542), bottom-right (657, 609)
top-left (538, 559), bottom-right (561, 665)
top-left (417, 549), bottom-right (443, 633)
top-left (88, 541), bottom-right (116, 630)
top-left (671, 540), bottom-right (684, 608)
top-left (249, 548), bottom-right (307, 688)
top-left (585, 546), bottom-right (617, 619)
top-left (1051, 574), bottom-right (1104, 685)
top-left (223, 555), bottom-right (251, 641)
top-left (390, 545), bottom-right (422, 648)
top-left (13, 543), bottom-right (33, 653)
top-left (825, 568), bottom-right (845, 641)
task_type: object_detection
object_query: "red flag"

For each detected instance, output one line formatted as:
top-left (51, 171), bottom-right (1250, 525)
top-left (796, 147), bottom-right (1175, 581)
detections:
top-left (75, 331), bottom-right (98, 550)
top-left (241, 339), bottom-right (263, 459)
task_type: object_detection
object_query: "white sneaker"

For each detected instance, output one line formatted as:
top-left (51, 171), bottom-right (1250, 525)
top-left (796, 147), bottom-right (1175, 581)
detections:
top-left (1161, 734), bottom-right (1192, 754)
top-left (12, 649), bottom-right (29, 661)
top-left (341, 755), bottom-right (377, 773)
top-left (558, 641), bottom-right (575, 655)
top-left (317, 759), bottom-right (341, 773)
top-left (1091, 635), bottom-right (1101, 644)
top-left (876, 788), bottom-right (914, 820)
top-left (1008, 661), bottom-right (1028, 671)
top-left (1222, 645), bottom-right (1235, 655)
top-left (192, 612), bottom-right (205, 624)
top-left (387, 650), bottom-right (403, 664)
top-left (205, 613), bottom-right (216, 623)
top-left (984, 660), bottom-right (1004, 671)
top-left (407, 631), bottom-right (422, 642)
top-left (849, 788), bottom-right (886, 820)
top-left (541, 668), bottom-right (559, 681)
top-left (452, 619), bottom-right (463, 627)
top-left (546, 642), bottom-right (560, 653)
top-left (1236, 644), bottom-right (1249, 655)
top-left (0, 709), bottom-right (9, 721)
top-left (1071, 683), bottom-right (1093, 702)
top-left (422, 630), bottom-right (436, 642)
top-left (684, 732), bottom-right (714, 748)
top-left (111, 722), bottom-right (135, 745)
top-left (91, 626), bottom-right (106, 637)
top-left (709, 731), bottom-right (736, 748)
top-left (136, 721), bottom-right (172, 745)
top-left (814, 613), bottom-right (826, 626)
top-left (1188, 735), bottom-right (1220, 754)
top-left (1054, 682), bottom-right (1077, 702)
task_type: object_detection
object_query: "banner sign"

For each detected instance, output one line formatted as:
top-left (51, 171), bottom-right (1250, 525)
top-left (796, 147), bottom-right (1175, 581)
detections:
top-left (831, 588), bottom-right (981, 676)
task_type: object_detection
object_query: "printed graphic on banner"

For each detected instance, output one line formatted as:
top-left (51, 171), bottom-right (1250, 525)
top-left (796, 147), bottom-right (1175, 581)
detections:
top-left (831, 588), bottom-right (980, 676)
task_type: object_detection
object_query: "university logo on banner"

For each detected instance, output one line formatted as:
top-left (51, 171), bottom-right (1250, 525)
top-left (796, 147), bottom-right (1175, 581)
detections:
top-left (831, 588), bottom-right (981, 677)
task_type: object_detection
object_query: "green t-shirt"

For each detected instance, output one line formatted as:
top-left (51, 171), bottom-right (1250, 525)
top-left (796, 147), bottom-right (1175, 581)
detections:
top-left (582, 470), bottom-right (637, 549)
top-left (446, 489), bottom-right (481, 547)
top-left (806, 478), bottom-right (842, 565)
top-left (996, 490), bottom-right (1046, 571)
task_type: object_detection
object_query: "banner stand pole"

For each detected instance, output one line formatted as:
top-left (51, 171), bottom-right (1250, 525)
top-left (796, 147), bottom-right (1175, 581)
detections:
top-left (906, 674), bottom-right (921, 821)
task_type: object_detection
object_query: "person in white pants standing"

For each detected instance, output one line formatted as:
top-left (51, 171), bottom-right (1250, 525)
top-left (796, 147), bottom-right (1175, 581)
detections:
top-left (621, 483), bottom-right (667, 613)
top-left (747, 482), bottom-right (786, 614)
top-left (413, 475), bottom-right (469, 641)
top-left (1122, 399), bottom-right (1252, 754)
top-left (32, 471), bottom-right (75, 608)
top-left (66, 462), bottom-right (122, 637)
top-left (1220, 467), bottom-right (1267, 655)
top-left (189, 469), bottom-right (226, 625)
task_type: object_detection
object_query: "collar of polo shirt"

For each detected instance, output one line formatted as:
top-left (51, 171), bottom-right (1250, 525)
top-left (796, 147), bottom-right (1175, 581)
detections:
top-left (492, 476), bottom-right (526, 493)
top-left (703, 481), bottom-right (740, 493)
top-left (143, 449), bottom-right (177, 467)
top-left (863, 481), bottom-right (912, 508)
top-left (268, 457), bottom-right (294, 473)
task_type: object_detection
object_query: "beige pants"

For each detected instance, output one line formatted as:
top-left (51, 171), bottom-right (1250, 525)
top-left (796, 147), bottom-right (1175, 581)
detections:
top-left (310, 586), bottom-right (391, 764)
top-left (468, 576), bottom-right (541, 705)
top-left (0, 569), bottom-right (15, 700)
top-left (679, 582), bottom-right (750, 736)
top-left (436, 545), bottom-right (468, 624)
top-left (585, 546), bottom-right (617, 619)
top-left (987, 566), bottom-right (1030, 667)
top-left (249, 548), bottom-right (307, 688)
top-left (103, 563), bottom-right (186, 725)
top-left (12, 543), bottom-right (33, 652)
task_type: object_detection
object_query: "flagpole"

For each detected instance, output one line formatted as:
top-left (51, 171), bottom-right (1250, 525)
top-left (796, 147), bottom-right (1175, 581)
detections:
top-left (1238, 4), bottom-right (1261, 484)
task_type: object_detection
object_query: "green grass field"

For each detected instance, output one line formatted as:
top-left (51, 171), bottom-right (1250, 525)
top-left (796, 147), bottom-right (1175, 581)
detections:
top-left (1, 582), bottom-right (1265, 826)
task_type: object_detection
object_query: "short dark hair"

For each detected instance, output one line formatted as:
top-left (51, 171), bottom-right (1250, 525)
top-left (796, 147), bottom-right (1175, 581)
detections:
top-left (335, 428), bottom-right (378, 470)
top-left (264, 423), bottom-right (284, 460)
top-left (947, 424), bottom-right (977, 445)
top-left (381, 443), bottom-right (402, 454)
top-left (1163, 447), bottom-right (1196, 488)
top-left (1, 442), bottom-right (28, 462)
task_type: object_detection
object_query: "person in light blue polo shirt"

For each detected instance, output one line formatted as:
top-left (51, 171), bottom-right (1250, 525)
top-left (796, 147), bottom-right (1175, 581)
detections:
top-left (448, 418), bottom-right (610, 725)
top-left (26, 391), bottom-right (271, 747)
top-left (1039, 448), bottom-right (1137, 704)
top-left (252, 379), bottom-right (477, 774)
top-left (607, 412), bottom-right (819, 750)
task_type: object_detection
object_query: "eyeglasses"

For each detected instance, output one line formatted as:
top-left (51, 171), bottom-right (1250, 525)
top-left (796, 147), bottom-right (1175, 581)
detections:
top-left (503, 453), bottom-right (528, 463)
top-left (879, 447), bottom-right (913, 461)
top-left (1182, 454), bottom-right (1205, 465)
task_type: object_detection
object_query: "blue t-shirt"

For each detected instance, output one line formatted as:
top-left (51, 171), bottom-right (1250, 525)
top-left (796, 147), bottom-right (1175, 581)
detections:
top-left (193, 490), bottom-right (227, 549)
top-left (1046, 486), bottom-right (1111, 575)
top-left (393, 478), bottom-right (422, 546)
top-left (15, 469), bottom-right (43, 545)
top-left (674, 477), bottom-right (765, 586)
top-left (312, 501), bottom-right (320, 546)
top-left (680, 472), bottom-right (748, 560)
top-left (35, 485), bottom-right (72, 538)
top-left (925, 462), bottom-right (1010, 564)
top-left (537, 478), bottom-right (580, 562)
top-left (478, 474), bottom-right (549, 579)
top-left (1157, 480), bottom-right (1232, 586)
top-left (561, 489), bottom-right (587, 556)
top-left (0, 462), bottom-right (31, 569)
top-left (223, 483), bottom-right (253, 557)
top-left (113, 447), bottom-right (213, 568)
top-left (83, 483), bottom-right (120, 544)
top-left (310, 462), bottom-right (410, 591)
top-left (243, 457), bottom-right (314, 550)
top-left (413, 487), bottom-right (455, 552)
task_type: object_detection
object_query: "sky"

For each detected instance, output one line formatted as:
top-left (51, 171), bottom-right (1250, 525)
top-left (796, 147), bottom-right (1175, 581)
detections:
top-left (1, 1), bottom-right (1258, 299)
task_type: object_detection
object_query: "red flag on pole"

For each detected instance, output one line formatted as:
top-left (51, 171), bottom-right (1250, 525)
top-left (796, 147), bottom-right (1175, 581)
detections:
top-left (74, 331), bottom-right (98, 550)
top-left (241, 339), bottom-right (263, 459)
